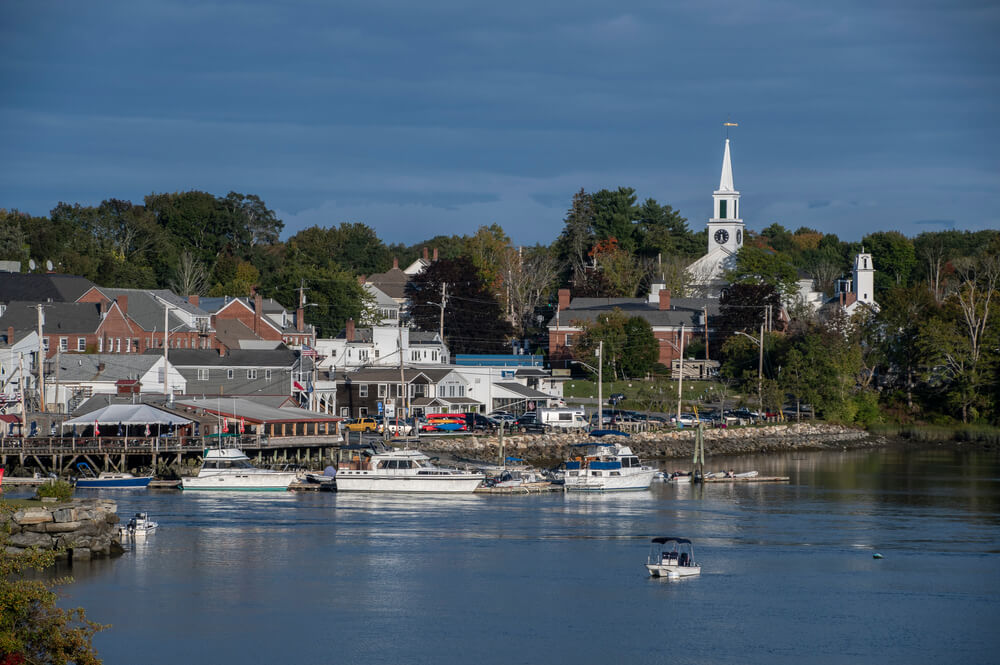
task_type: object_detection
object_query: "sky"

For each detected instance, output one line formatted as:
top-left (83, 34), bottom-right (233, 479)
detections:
top-left (1, 0), bottom-right (997, 247)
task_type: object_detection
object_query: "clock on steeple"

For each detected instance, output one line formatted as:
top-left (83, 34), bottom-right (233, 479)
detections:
top-left (714, 229), bottom-right (729, 245)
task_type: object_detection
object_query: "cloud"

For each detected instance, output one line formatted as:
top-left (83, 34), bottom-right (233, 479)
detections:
top-left (807, 200), bottom-right (830, 209)
top-left (912, 219), bottom-right (956, 229)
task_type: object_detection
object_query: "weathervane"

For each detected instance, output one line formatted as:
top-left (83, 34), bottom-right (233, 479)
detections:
top-left (723, 117), bottom-right (738, 139)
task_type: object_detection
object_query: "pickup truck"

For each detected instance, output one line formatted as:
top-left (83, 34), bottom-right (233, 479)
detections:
top-left (344, 417), bottom-right (381, 433)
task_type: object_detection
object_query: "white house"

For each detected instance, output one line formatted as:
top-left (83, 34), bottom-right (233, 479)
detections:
top-left (315, 322), bottom-right (448, 371)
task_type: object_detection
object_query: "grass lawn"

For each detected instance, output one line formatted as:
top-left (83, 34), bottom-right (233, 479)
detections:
top-left (563, 378), bottom-right (739, 411)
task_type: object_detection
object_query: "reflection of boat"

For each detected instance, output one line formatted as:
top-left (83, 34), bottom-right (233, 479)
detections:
top-left (589, 429), bottom-right (630, 438)
top-left (563, 442), bottom-right (656, 492)
top-left (335, 447), bottom-right (484, 492)
top-left (75, 463), bottom-right (152, 489)
top-left (120, 512), bottom-right (158, 538)
top-left (645, 537), bottom-right (701, 578)
top-left (181, 448), bottom-right (297, 491)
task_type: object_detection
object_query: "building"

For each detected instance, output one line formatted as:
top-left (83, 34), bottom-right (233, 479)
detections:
top-left (315, 322), bottom-right (448, 371)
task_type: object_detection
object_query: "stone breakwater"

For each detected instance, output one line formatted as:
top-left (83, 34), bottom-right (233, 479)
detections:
top-left (419, 423), bottom-right (877, 465)
top-left (2, 498), bottom-right (124, 560)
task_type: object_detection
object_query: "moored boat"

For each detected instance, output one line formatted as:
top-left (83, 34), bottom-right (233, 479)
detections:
top-left (120, 512), bottom-right (158, 538)
top-left (645, 537), bottom-right (701, 578)
top-left (181, 448), bottom-right (297, 491)
top-left (335, 446), bottom-right (484, 493)
top-left (74, 463), bottom-right (152, 489)
top-left (562, 442), bottom-right (656, 492)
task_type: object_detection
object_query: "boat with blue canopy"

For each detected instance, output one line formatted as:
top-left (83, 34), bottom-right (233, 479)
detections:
top-left (645, 537), bottom-right (701, 578)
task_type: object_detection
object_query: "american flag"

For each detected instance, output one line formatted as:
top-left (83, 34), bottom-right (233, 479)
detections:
top-left (300, 345), bottom-right (318, 357)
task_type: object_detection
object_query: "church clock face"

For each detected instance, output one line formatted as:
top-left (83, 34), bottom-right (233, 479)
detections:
top-left (714, 229), bottom-right (729, 245)
top-left (736, 230), bottom-right (742, 244)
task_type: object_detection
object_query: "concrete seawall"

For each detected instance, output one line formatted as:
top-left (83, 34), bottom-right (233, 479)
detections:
top-left (2, 498), bottom-right (124, 560)
top-left (418, 423), bottom-right (876, 465)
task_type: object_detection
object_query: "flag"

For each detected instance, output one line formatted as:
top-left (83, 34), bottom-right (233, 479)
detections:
top-left (94, 420), bottom-right (100, 436)
top-left (222, 419), bottom-right (229, 434)
top-left (300, 345), bottom-right (318, 357)
top-left (294, 380), bottom-right (306, 392)
top-left (144, 424), bottom-right (151, 437)
top-left (239, 417), bottom-right (245, 434)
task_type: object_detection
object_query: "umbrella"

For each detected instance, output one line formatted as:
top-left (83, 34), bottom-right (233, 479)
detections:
top-left (144, 424), bottom-right (151, 437)
top-left (94, 420), bottom-right (100, 436)
top-left (239, 417), bottom-right (245, 434)
top-left (222, 419), bottom-right (229, 434)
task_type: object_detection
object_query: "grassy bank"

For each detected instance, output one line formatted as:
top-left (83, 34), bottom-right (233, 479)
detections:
top-left (868, 423), bottom-right (1000, 446)
top-left (563, 378), bottom-right (733, 410)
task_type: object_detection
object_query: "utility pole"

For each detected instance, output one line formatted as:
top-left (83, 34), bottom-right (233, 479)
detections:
top-left (439, 283), bottom-right (447, 342)
top-left (163, 304), bottom-right (170, 396)
top-left (35, 304), bottom-right (45, 413)
top-left (757, 322), bottom-right (764, 417)
top-left (703, 306), bottom-right (709, 360)
top-left (18, 353), bottom-right (26, 436)
top-left (677, 323), bottom-right (685, 425)
top-left (397, 324), bottom-right (406, 432)
top-left (597, 340), bottom-right (603, 428)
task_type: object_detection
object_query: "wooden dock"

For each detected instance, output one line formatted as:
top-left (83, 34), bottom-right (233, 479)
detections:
top-left (149, 480), bottom-right (181, 489)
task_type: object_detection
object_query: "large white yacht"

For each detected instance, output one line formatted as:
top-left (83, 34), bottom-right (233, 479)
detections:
top-left (335, 447), bottom-right (484, 493)
top-left (563, 441), bottom-right (657, 492)
top-left (181, 448), bottom-right (297, 491)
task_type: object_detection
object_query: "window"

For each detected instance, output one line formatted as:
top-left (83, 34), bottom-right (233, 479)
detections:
top-left (247, 369), bottom-right (257, 380)
top-left (265, 369), bottom-right (271, 380)
top-left (42, 337), bottom-right (49, 351)
top-left (359, 384), bottom-right (368, 397)
top-left (198, 369), bottom-right (209, 381)
top-left (374, 349), bottom-right (380, 359)
top-left (340, 407), bottom-right (350, 417)
top-left (411, 351), bottom-right (420, 361)
top-left (396, 384), bottom-right (403, 397)
top-left (458, 385), bottom-right (464, 397)
top-left (77, 337), bottom-right (86, 351)
top-left (227, 369), bottom-right (234, 380)
top-left (438, 385), bottom-right (445, 397)
top-left (59, 337), bottom-right (68, 352)
top-left (449, 385), bottom-right (455, 397)
top-left (432, 351), bottom-right (438, 361)
top-left (564, 334), bottom-right (573, 347)
top-left (719, 200), bottom-right (727, 218)
top-left (378, 384), bottom-right (387, 398)
top-left (330, 349), bottom-right (337, 358)
top-left (132, 339), bottom-right (139, 352)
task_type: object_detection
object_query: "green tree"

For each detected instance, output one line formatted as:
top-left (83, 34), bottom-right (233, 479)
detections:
top-left (636, 198), bottom-right (700, 258)
top-left (554, 189), bottom-right (596, 282)
top-left (0, 210), bottom-right (31, 265)
top-left (725, 245), bottom-right (799, 298)
top-left (863, 231), bottom-right (916, 291)
top-left (620, 316), bottom-right (658, 378)
top-left (576, 308), bottom-right (629, 380)
top-left (591, 187), bottom-right (640, 254)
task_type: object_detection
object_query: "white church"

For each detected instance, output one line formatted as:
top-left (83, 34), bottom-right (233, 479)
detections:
top-left (685, 138), bottom-right (877, 314)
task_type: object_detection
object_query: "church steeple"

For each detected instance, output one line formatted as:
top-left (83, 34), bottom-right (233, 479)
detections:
top-left (707, 138), bottom-right (744, 253)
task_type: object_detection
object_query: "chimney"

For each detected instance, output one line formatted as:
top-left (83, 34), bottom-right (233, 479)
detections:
top-left (188, 295), bottom-right (200, 307)
top-left (346, 318), bottom-right (355, 342)
top-left (254, 291), bottom-right (263, 336)
top-left (422, 247), bottom-right (429, 261)
top-left (357, 275), bottom-right (366, 285)
top-left (659, 289), bottom-right (671, 311)
top-left (6, 326), bottom-right (13, 343)
top-left (558, 288), bottom-right (571, 311)
top-left (433, 247), bottom-right (439, 261)
top-left (393, 257), bottom-right (399, 270)
top-left (98, 362), bottom-right (106, 372)
top-left (117, 294), bottom-right (128, 314)
top-left (99, 300), bottom-right (107, 315)
top-left (218, 346), bottom-right (226, 357)
top-left (296, 306), bottom-right (304, 333)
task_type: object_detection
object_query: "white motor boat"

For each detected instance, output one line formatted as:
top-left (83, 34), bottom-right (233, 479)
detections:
top-left (562, 442), bottom-right (657, 492)
top-left (645, 537), bottom-right (701, 578)
top-left (334, 447), bottom-right (484, 493)
top-left (181, 448), bottom-right (297, 491)
top-left (120, 512), bottom-right (158, 538)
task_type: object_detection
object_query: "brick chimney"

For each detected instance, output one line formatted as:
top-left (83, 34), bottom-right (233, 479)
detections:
top-left (422, 247), bottom-right (429, 261)
top-left (357, 275), bottom-right (366, 285)
top-left (117, 294), bottom-right (128, 314)
top-left (188, 295), bottom-right (200, 307)
top-left (98, 300), bottom-right (107, 315)
top-left (6, 326), bottom-right (13, 343)
top-left (659, 289), bottom-right (671, 311)
top-left (346, 318), bottom-right (355, 342)
top-left (254, 291), bottom-right (263, 336)
top-left (296, 306), bottom-right (304, 332)
top-left (433, 247), bottom-right (439, 261)
top-left (393, 257), bottom-right (399, 270)
top-left (558, 288), bottom-right (571, 311)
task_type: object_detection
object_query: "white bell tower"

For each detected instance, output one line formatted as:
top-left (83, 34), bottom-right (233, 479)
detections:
top-left (853, 250), bottom-right (875, 305)
top-left (707, 138), bottom-right (745, 254)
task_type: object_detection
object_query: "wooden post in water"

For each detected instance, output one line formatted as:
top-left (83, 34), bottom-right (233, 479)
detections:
top-left (693, 423), bottom-right (705, 482)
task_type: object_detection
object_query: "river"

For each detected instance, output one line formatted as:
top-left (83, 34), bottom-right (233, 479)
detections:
top-left (26, 447), bottom-right (1000, 664)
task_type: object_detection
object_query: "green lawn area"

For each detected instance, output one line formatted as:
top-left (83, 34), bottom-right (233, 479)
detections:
top-left (563, 378), bottom-right (737, 411)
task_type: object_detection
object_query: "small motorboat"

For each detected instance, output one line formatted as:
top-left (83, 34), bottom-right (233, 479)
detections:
top-left (75, 463), bottom-right (152, 489)
top-left (645, 537), bottom-right (701, 578)
top-left (667, 471), bottom-right (692, 483)
top-left (120, 512), bottom-right (158, 538)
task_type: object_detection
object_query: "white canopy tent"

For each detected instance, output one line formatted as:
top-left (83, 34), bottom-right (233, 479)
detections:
top-left (64, 404), bottom-right (192, 426)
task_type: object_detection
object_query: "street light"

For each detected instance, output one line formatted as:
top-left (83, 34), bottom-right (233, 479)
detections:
top-left (571, 340), bottom-right (603, 428)
top-left (734, 325), bottom-right (765, 417)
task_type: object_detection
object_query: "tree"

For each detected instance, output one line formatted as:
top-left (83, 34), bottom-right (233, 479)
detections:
top-left (591, 187), bottom-right (640, 254)
top-left (576, 308), bottom-right (629, 380)
top-left (555, 189), bottom-right (596, 281)
top-left (0, 504), bottom-right (106, 664)
top-left (590, 239), bottom-right (649, 297)
top-left (502, 245), bottom-right (559, 336)
top-left (0, 210), bottom-right (30, 265)
top-left (636, 198), bottom-right (700, 258)
top-left (620, 317), bottom-right (658, 378)
top-left (223, 191), bottom-right (283, 247)
top-left (863, 231), bottom-right (916, 291)
top-left (716, 283), bottom-right (783, 339)
top-left (464, 224), bottom-right (510, 291)
top-left (169, 250), bottom-right (208, 297)
top-left (405, 257), bottom-right (513, 354)
top-left (725, 245), bottom-right (799, 298)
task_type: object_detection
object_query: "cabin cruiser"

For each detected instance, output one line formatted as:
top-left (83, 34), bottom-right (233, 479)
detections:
top-left (181, 448), bottom-right (297, 491)
top-left (562, 442), bottom-right (657, 492)
top-left (74, 463), bottom-right (152, 489)
top-left (645, 537), bottom-right (701, 578)
top-left (335, 446), bottom-right (484, 493)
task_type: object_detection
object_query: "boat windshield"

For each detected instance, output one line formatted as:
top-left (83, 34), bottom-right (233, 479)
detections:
top-left (203, 458), bottom-right (255, 470)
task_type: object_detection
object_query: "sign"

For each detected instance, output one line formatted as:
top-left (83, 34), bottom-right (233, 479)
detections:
top-left (377, 401), bottom-right (384, 413)
top-left (527, 401), bottom-right (535, 411)
top-left (385, 403), bottom-right (395, 417)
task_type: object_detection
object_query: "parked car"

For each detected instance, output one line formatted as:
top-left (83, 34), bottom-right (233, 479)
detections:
top-left (489, 411), bottom-right (517, 425)
top-left (608, 393), bottom-right (626, 405)
top-left (382, 418), bottom-right (414, 436)
top-left (514, 412), bottom-right (546, 433)
top-left (345, 417), bottom-right (381, 433)
top-left (462, 412), bottom-right (498, 433)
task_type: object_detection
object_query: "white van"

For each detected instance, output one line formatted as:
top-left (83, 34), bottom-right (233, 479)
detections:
top-left (538, 407), bottom-right (588, 430)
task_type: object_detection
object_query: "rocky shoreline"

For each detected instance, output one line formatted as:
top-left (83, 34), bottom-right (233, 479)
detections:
top-left (2, 498), bottom-right (124, 560)
top-left (418, 423), bottom-right (880, 466)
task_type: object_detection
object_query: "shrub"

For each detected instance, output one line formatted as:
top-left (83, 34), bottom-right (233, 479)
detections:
top-left (35, 480), bottom-right (74, 502)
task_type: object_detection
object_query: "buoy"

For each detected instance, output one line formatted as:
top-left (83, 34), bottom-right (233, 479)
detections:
top-left (873, 553), bottom-right (883, 559)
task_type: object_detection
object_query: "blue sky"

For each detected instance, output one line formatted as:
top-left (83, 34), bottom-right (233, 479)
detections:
top-left (1, 0), bottom-right (996, 247)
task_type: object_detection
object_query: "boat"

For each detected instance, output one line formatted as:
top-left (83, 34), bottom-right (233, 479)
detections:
top-left (74, 463), bottom-right (152, 489)
top-left (181, 448), bottom-right (297, 491)
top-left (334, 446), bottom-right (484, 493)
top-left (119, 512), bottom-right (158, 538)
top-left (667, 471), bottom-right (693, 483)
top-left (562, 442), bottom-right (657, 492)
top-left (589, 429), bottom-right (630, 438)
top-left (645, 537), bottom-right (701, 578)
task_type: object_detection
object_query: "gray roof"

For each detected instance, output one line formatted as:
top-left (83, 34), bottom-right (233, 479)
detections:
top-left (364, 267), bottom-right (409, 300)
top-left (334, 367), bottom-right (455, 383)
top-left (214, 318), bottom-right (261, 348)
top-left (174, 397), bottom-right (340, 423)
top-left (56, 354), bottom-right (160, 382)
top-left (145, 348), bottom-right (296, 367)
top-left (93, 288), bottom-right (200, 332)
top-left (553, 296), bottom-right (719, 329)
top-left (0, 273), bottom-right (95, 304)
top-left (363, 283), bottom-right (397, 307)
top-left (495, 382), bottom-right (553, 399)
top-left (0, 301), bottom-right (103, 335)
top-left (409, 331), bottom-right (443, 344)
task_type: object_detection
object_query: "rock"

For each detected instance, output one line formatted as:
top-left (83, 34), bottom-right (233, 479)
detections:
top-left (8, 530), bottom-right (53, 548)
top-left (52, 507), bottom-right (79, 523)
top-left (44, 520), bottom-right (83, 533)
top-left (13, 507), bottom-right (53, 526)
top-left (71, 547), bottom-right (92, 561)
